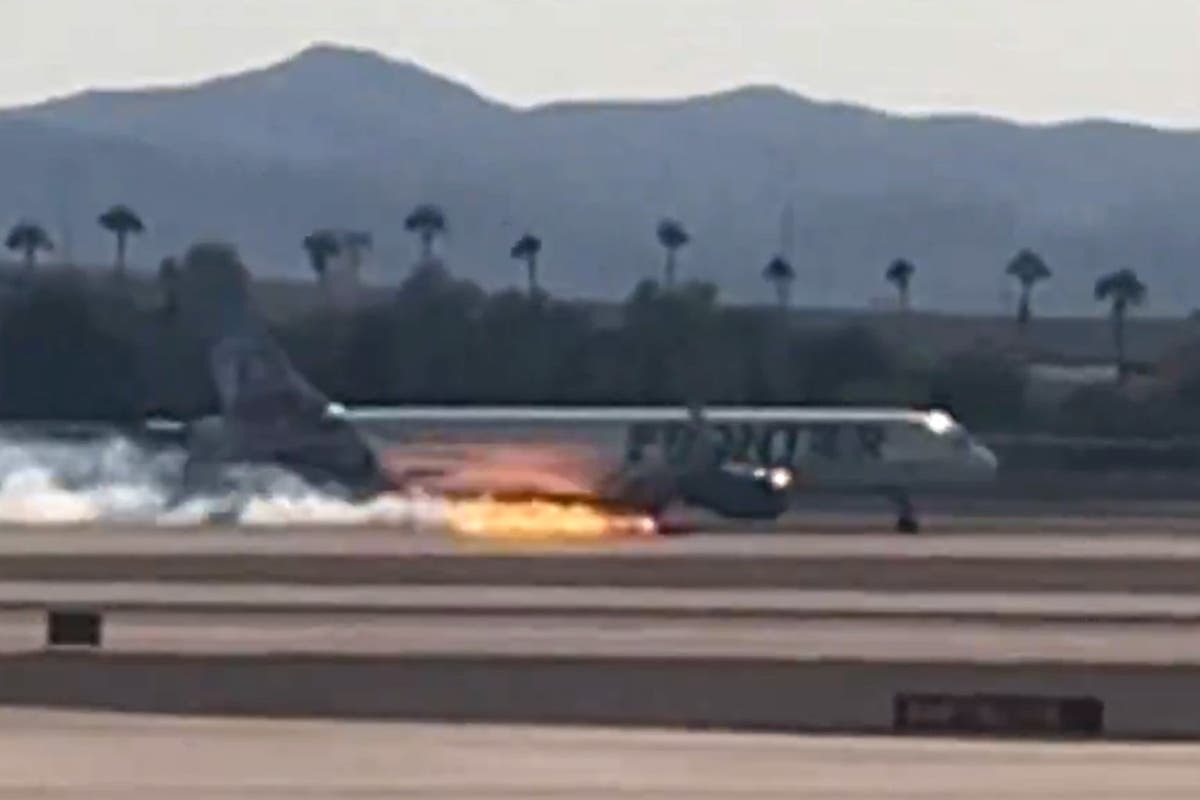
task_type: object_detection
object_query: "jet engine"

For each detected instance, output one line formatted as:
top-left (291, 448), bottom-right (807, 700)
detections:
top-left (678, 463), bottom-right (792, 520)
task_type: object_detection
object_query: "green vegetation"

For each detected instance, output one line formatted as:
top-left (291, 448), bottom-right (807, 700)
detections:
top-left (403, 204), bottom-right (447, 265)
top-left (509, 233), bottom-right (542, 294)
top-left (340, 231), bottom-right (372, 273)
top-left (1095, 268), bottom-right (1147, 383)
top-left (301, 230), bottom-right (341, 278)
top-left (1005, 249), bottom-right (1052, 332)
top-left (4, 221), bottom-right (52, 272)
top-left (655, 218), bottom-right (690, 288)
top-left (0, 271), bottom-right (142, 419)
top-left (0, 190), bottom-right (1173, 445)
top-left (303, 230), bottom-right (372, 283)
top-left (0, 239), bottom-right (1178, 444)
top-left (762, 256), bottom-right (796, 310)
top-left (97, 205), bottom-right (145, 275)
top-left (885, 259), bottom-right (915, 311)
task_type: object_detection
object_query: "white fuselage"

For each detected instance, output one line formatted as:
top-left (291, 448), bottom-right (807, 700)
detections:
top-left (341, 406), bottom-right (998, 499)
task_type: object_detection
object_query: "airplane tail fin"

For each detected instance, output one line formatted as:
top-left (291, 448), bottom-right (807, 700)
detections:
top-left (176, 243), bottom-right (331, 426)
top-left (172, 243), bottom-right (387, 496)
top-left (679, 399), bottom-right (722, 472)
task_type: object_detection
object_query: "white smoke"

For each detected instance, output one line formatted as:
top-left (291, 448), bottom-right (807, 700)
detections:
top-left (0, 434), bottom-right (448, 528)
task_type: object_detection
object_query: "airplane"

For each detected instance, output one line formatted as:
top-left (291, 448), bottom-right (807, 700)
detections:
top-left (154, 257), bottom-right (998, 533)
top-left (330, 403), bottom-right (999, 532)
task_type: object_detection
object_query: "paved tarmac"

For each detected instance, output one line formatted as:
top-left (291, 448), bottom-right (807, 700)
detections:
top-left (2, 710), bottom-right (1197, 799)
top-left (12, 582), bottom-right (1200, 622)
top-left (7, 518), bottom-right (1200, 556)
top-left (7, 514), bottom-right (1200, 756)
top-left (5, 522), bottom-right (1200, 592)
top-left (7, 609), bottom-right (1200, 662)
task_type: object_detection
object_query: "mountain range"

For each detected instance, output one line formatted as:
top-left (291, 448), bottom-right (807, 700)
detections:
top-left (3, 43), bottom-right (1200, 314)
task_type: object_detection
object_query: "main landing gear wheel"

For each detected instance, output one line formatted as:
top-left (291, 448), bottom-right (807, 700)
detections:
top-left (891, 491), bottom-right (920, 534)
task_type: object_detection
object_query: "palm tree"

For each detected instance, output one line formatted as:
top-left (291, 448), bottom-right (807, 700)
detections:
top-left (302, 230), bottom-right (341, 279)
top-left (97, 205), bottom-right (145, 275)
top-left (1094, 268), bottom-right (1147, 383)
top-left (339, 230), bottom-right (372, 274)
top-left (510, 233), bottom-right (542, 293)
top-left (404, 204), bottom-right (447, 265)
top-left (1005, 249), bottom-right (1052, 332)
top-left (656, 218), bottom-right (690, 288)
top-left (5, 221), bottom-right (53, 272)
top-left (885, 258), bottom-right (915, 311)
top-left (762, 255), bottom-right (796, 310)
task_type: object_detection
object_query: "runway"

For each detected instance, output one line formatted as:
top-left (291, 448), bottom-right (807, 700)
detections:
top-left (4, 608), bottom-right (1200, 662)
top-left (5, 521), bottom-right (1200, 592)
top-left (9, 512), bottom-right (1200, 555)
top-left (11, 582), bottom-right (1200, 621)
top-left (9, 505), bottom-right (1200, 544)
top-left (3, 710), bottom-right (1198, 799)
top-left (8, 511), bottom-right (1200, 786)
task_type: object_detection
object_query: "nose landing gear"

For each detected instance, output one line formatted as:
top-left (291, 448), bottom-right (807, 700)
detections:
top-left (890, 490), bottom-right (920, 534)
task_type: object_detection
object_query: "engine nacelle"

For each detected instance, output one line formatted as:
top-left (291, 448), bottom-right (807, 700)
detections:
top-left (678, 463), bottom-right (792, 520)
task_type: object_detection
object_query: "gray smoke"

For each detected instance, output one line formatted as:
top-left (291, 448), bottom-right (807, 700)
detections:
top-left (0, 434), bottom-right (447, 527)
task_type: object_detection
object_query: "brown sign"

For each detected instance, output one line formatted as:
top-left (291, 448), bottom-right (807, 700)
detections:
top-left (894, 692), bottom-right (1103, 736)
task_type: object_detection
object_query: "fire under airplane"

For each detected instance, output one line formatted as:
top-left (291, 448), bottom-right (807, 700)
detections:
top-left (335, 404), bottom-right (999, 532)
top-left (152, 255), bottom-right (998, 533)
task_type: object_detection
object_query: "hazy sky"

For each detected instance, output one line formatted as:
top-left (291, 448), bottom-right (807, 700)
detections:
top-left (7, 0), bottom-right (1200, 127)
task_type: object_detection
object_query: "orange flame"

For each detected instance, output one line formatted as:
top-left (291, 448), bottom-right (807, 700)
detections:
top-left (444, 496), bottom-right (657, 542)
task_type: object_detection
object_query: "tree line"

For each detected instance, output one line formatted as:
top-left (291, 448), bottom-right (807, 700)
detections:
top-left (6, 201), bottom-right (1150, 379)
top-left (298, 208), bottom-right (1149, 381)
top-left (6, 206), bottom-right (144, 275)
top-left (0, 197), bottom-right (1163, 436)
top-left (0, 239), bottom-right (1190, 443)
